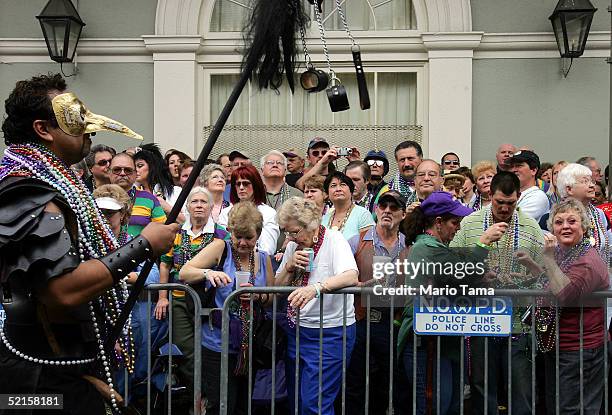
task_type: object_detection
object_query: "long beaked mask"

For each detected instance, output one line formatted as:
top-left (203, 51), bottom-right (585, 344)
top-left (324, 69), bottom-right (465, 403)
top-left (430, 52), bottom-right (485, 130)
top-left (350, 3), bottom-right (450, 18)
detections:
top-left (51, 92), bottom-right (143, 140)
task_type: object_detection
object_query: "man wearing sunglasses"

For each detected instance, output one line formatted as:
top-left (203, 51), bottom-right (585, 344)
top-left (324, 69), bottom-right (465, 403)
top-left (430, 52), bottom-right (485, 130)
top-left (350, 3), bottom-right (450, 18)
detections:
top-left (109, 153), bottom-right (167, 238)
top-left (84, 144), bottom-right (116, 191)
top-left (295, 137), bottom-right (338, 191)
top-left (441, 152), bottom-right (461, 173)
top-left (364, 150), bottom-right (389, 211)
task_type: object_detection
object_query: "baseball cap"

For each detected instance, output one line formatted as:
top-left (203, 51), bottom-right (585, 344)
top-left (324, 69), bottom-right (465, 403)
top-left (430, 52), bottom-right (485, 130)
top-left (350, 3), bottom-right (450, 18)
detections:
top-left (95, 196), bottom-right (123, 211)
top-left (229, 150), bottom-right (250, 161)
top-left (420, 191), bottom-right (473, 217)
top-left (506, 150), bottom-right (540, 170)
top-left (378, 190), bottom-right (406, 210)
top-left (307, 137), bottom-right (329, 150)
top-left (283, 148), bottom-right (303, 158)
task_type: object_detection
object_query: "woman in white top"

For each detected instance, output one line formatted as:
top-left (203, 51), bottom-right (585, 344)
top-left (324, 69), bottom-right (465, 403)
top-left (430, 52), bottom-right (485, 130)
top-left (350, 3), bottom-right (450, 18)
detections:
top-left (275, 197), bottom-right (358, 415)
top-left (217, 164), bottom-right (279, 255)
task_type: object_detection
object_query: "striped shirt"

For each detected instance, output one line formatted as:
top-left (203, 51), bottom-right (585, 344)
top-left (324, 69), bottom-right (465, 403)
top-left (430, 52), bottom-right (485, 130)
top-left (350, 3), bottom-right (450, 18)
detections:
top-left (127, 189), bottom-right (167, 237)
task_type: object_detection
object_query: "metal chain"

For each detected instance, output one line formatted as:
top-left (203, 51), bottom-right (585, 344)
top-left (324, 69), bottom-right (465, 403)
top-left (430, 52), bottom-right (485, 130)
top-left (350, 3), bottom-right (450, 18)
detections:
top-left (313, 4), bottom-right (334, 76)
top-left (298, 13), bottom-right (313, 68)
top-left (334, 0), bottom-right (356, 47)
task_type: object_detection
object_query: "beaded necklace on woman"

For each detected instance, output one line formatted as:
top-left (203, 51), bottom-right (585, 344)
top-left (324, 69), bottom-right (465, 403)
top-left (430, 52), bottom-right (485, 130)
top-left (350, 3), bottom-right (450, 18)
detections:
top-left (482, 205), bottom-right (520, 286)
top-left (327, 203), bottom-right (354, 232)
top-left (287, 226), bottom-right (327, 328)
top-left (231, 244), bottom-right (255, 375)
top-left (535, 237), bottom-right (592, 352)
top-left (0, 143), bottom-right (135, 412)
top-left (175, 228), bottom-right (214, 268)
top-left (586, 203), bottom-right (610, 265)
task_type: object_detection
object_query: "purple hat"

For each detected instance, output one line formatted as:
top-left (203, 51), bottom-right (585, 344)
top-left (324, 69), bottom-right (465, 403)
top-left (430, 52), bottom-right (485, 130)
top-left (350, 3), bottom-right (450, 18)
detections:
top-left (420, 191), bottom-right (473, 218)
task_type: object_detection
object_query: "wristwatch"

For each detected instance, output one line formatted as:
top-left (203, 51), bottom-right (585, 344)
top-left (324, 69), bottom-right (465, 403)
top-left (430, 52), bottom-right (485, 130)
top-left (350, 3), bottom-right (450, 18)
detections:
top-left (203, 269), bottom-right (210, 280)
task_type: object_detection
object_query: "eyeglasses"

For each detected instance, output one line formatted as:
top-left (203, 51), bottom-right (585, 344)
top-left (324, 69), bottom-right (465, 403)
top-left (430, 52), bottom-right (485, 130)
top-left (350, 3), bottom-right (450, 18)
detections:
top-left (96, 159), bottom-right (112, 167)
top-left (282, 227), bottom-right (303, 238)
top-left (310, 149), bottom-right (327, 157)
top-left (378, 202), bottom-right (401, 212)
top-left (264, 160), bottom-right (284, 167)
top-left (111, 167), bottom-right (135, 176)
top-left (236, 180), bottom-right (252, 188)
top-left (367, 160), bottom-right (384, 167)
top-left (443, 160), bottom-right (460, 166)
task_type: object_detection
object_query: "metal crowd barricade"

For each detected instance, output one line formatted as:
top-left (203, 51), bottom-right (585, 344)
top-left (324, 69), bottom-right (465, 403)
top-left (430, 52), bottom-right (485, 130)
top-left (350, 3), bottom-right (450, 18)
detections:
top-left (122, 283), bottom-right (203, 415)
top-left (216, 286), bottom-right (612, 415)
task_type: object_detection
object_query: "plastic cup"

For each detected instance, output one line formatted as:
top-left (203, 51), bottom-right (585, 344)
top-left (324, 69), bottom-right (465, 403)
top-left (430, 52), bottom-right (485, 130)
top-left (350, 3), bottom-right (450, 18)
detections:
top-left (235, 271), bottom-right (251, 289)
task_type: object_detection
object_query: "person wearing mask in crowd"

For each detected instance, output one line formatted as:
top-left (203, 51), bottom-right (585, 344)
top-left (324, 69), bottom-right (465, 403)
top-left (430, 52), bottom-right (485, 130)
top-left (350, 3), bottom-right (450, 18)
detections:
top-left (93, 184), bottom-right (167, 402)
top-left (548, 160), bottom-right (568, 206)
top-left (157, 187), bottom-right (218, 408)
top-left (165, 149), bottom-right (191, 187)
top-left (84, 144), bottom-right (116, 192)
top-left (134, 143), bottom-right (185, 223)
top-left (577, 156), bottom-right (603, 183)
top-left (199, 163), bottom-right (230, 223)
top-left (398, 191), bottom-right (498, 415)
top-left (440, 152), bottom-right (460, 172)
top-left (179, 159), bottom-right (195, 187)
top-left (275, 197), bottom-right (359, 415)
top-left (495, 143), bottom-right (516, 172)
top-left (218, 165), bottom-right (280, 255)
top-left (506, 150), bottom-right (550, 222)
top-left (0, 73), bottom-right (179, 413)
top-left (283, 148), bottom-right (306, 188)
top-left (387, 140), bottom-right (423, 199)
top-left (470, 161), bottom-right (496, 210)
top-left (322, 171), bottom-right (374, 241)
top-left (295, 137), bottom-right (337, 191)
top-left (180, 202), bottom-right (272, 415)
top-left (450, 171), bottom-right (544, 415)
top-left (548, 163), bottom-right (611, 265)
top-left (262, 150), bottom-right (303, 211)
top-left (518, 199), bottom-right (608, 414)
top-left (109, 152), bottom-right (167, 238)
top-left (453, 166), bottom-right (476, 206)
top-left (363, 150), bottom-right (389, 207)
top-left (343, 190), bottom-right (409, 415)
top-left (345, 160), bottom-right (373, 210)
top-left (303, 175), bottom-right (329, 216)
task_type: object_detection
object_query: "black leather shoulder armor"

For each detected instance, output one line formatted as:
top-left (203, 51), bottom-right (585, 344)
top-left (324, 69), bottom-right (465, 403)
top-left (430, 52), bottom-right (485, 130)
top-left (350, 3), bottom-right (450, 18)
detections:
top-left (0, 177), bottom-right (80, 283)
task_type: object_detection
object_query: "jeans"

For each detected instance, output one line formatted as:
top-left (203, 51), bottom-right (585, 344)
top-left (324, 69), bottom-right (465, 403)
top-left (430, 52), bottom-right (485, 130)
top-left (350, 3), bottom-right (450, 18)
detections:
top-left (544, 345), bottom-right (606, 415)
top-left (401, 336), bottom-right (428, 415)
top-left (286, 324), bottom-right (356, 415)
top-left (470, 335), bottom-right (532, 415)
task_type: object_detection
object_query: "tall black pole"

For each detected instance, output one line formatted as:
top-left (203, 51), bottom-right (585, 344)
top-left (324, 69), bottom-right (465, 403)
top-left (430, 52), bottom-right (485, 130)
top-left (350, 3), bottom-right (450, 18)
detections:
top-left (105, 51), bottom-right (260, 351)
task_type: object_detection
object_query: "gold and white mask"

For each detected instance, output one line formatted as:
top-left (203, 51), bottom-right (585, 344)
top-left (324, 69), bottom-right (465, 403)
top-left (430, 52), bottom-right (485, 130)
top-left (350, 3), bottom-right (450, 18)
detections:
top-left (51, 92), bottom-right (143, 140)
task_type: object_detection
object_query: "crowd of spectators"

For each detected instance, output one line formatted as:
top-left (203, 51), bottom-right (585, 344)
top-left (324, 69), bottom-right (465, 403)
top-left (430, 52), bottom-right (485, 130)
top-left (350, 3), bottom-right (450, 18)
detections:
top-left (72, 138), bottom-right (612, 414)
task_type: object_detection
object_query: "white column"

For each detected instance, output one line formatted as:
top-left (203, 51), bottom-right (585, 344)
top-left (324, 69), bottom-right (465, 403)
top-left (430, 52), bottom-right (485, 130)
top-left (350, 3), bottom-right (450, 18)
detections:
top-left (143, 35), bottom-right (202, 156)
top-left (422, 33), bottom-right (482, 166)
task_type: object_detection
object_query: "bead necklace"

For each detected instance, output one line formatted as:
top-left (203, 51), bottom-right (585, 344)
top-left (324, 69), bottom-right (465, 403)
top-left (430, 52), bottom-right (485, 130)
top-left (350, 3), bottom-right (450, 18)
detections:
top-left (287, 226), bottom-right (327, 328)
top-left (389, 172), bottom-right (414, 199)
top-left (355, 192), bottom-right (372, 209)
top-left (535, 237), bottom-right (591, 352)
top-left (328, 203), bottom-right (354, 232)
top-left (587, 204), bottom-right (609, 264)
top-left (232, 245), bottom-right (255, 376)
top-left (0, 144), bottom-right (134, 412)
top-left (266, 183), bottom-right (291, 210)
top-left (177, 229), bottom-right (214, 267)
top-left (483, 206), bottom-right (519, 286)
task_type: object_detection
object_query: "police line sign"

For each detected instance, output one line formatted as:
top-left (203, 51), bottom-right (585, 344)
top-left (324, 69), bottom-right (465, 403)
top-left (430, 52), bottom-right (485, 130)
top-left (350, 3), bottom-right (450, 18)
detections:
top-left (414, 296), bottom-right (512, 336)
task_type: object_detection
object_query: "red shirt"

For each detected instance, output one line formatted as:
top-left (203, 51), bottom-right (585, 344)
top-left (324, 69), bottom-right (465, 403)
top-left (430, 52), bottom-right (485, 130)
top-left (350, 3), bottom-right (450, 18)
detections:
top-left (598, 202), bottom-right (612, 224)
top-left (556, 247), bottom-right (609, 350)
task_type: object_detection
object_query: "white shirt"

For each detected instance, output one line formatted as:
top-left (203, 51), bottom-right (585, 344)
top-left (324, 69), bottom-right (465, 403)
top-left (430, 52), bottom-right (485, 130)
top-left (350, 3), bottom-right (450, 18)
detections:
top-left (517, 186), bottom-right (549, 222)
top-left (218, 203), bottom-right (280, 255)
top-left (277, 229), bottom-right (358, 328)
top-left (182, 215), bottom-right (216, 236)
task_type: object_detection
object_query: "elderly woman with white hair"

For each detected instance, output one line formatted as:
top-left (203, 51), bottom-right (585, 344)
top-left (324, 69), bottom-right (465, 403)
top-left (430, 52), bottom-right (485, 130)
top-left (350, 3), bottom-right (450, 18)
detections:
top-left (275, 196), bottom-right (358, 414)
top-left (550, 163), bottom-right (611, 264)
top-left (157, 186), bottom-right (218, 402)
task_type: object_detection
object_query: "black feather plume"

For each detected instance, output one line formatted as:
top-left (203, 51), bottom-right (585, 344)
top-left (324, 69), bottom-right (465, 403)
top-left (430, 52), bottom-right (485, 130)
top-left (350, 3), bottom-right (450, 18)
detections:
top-left (242, 0), bottom-right (307, 93)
